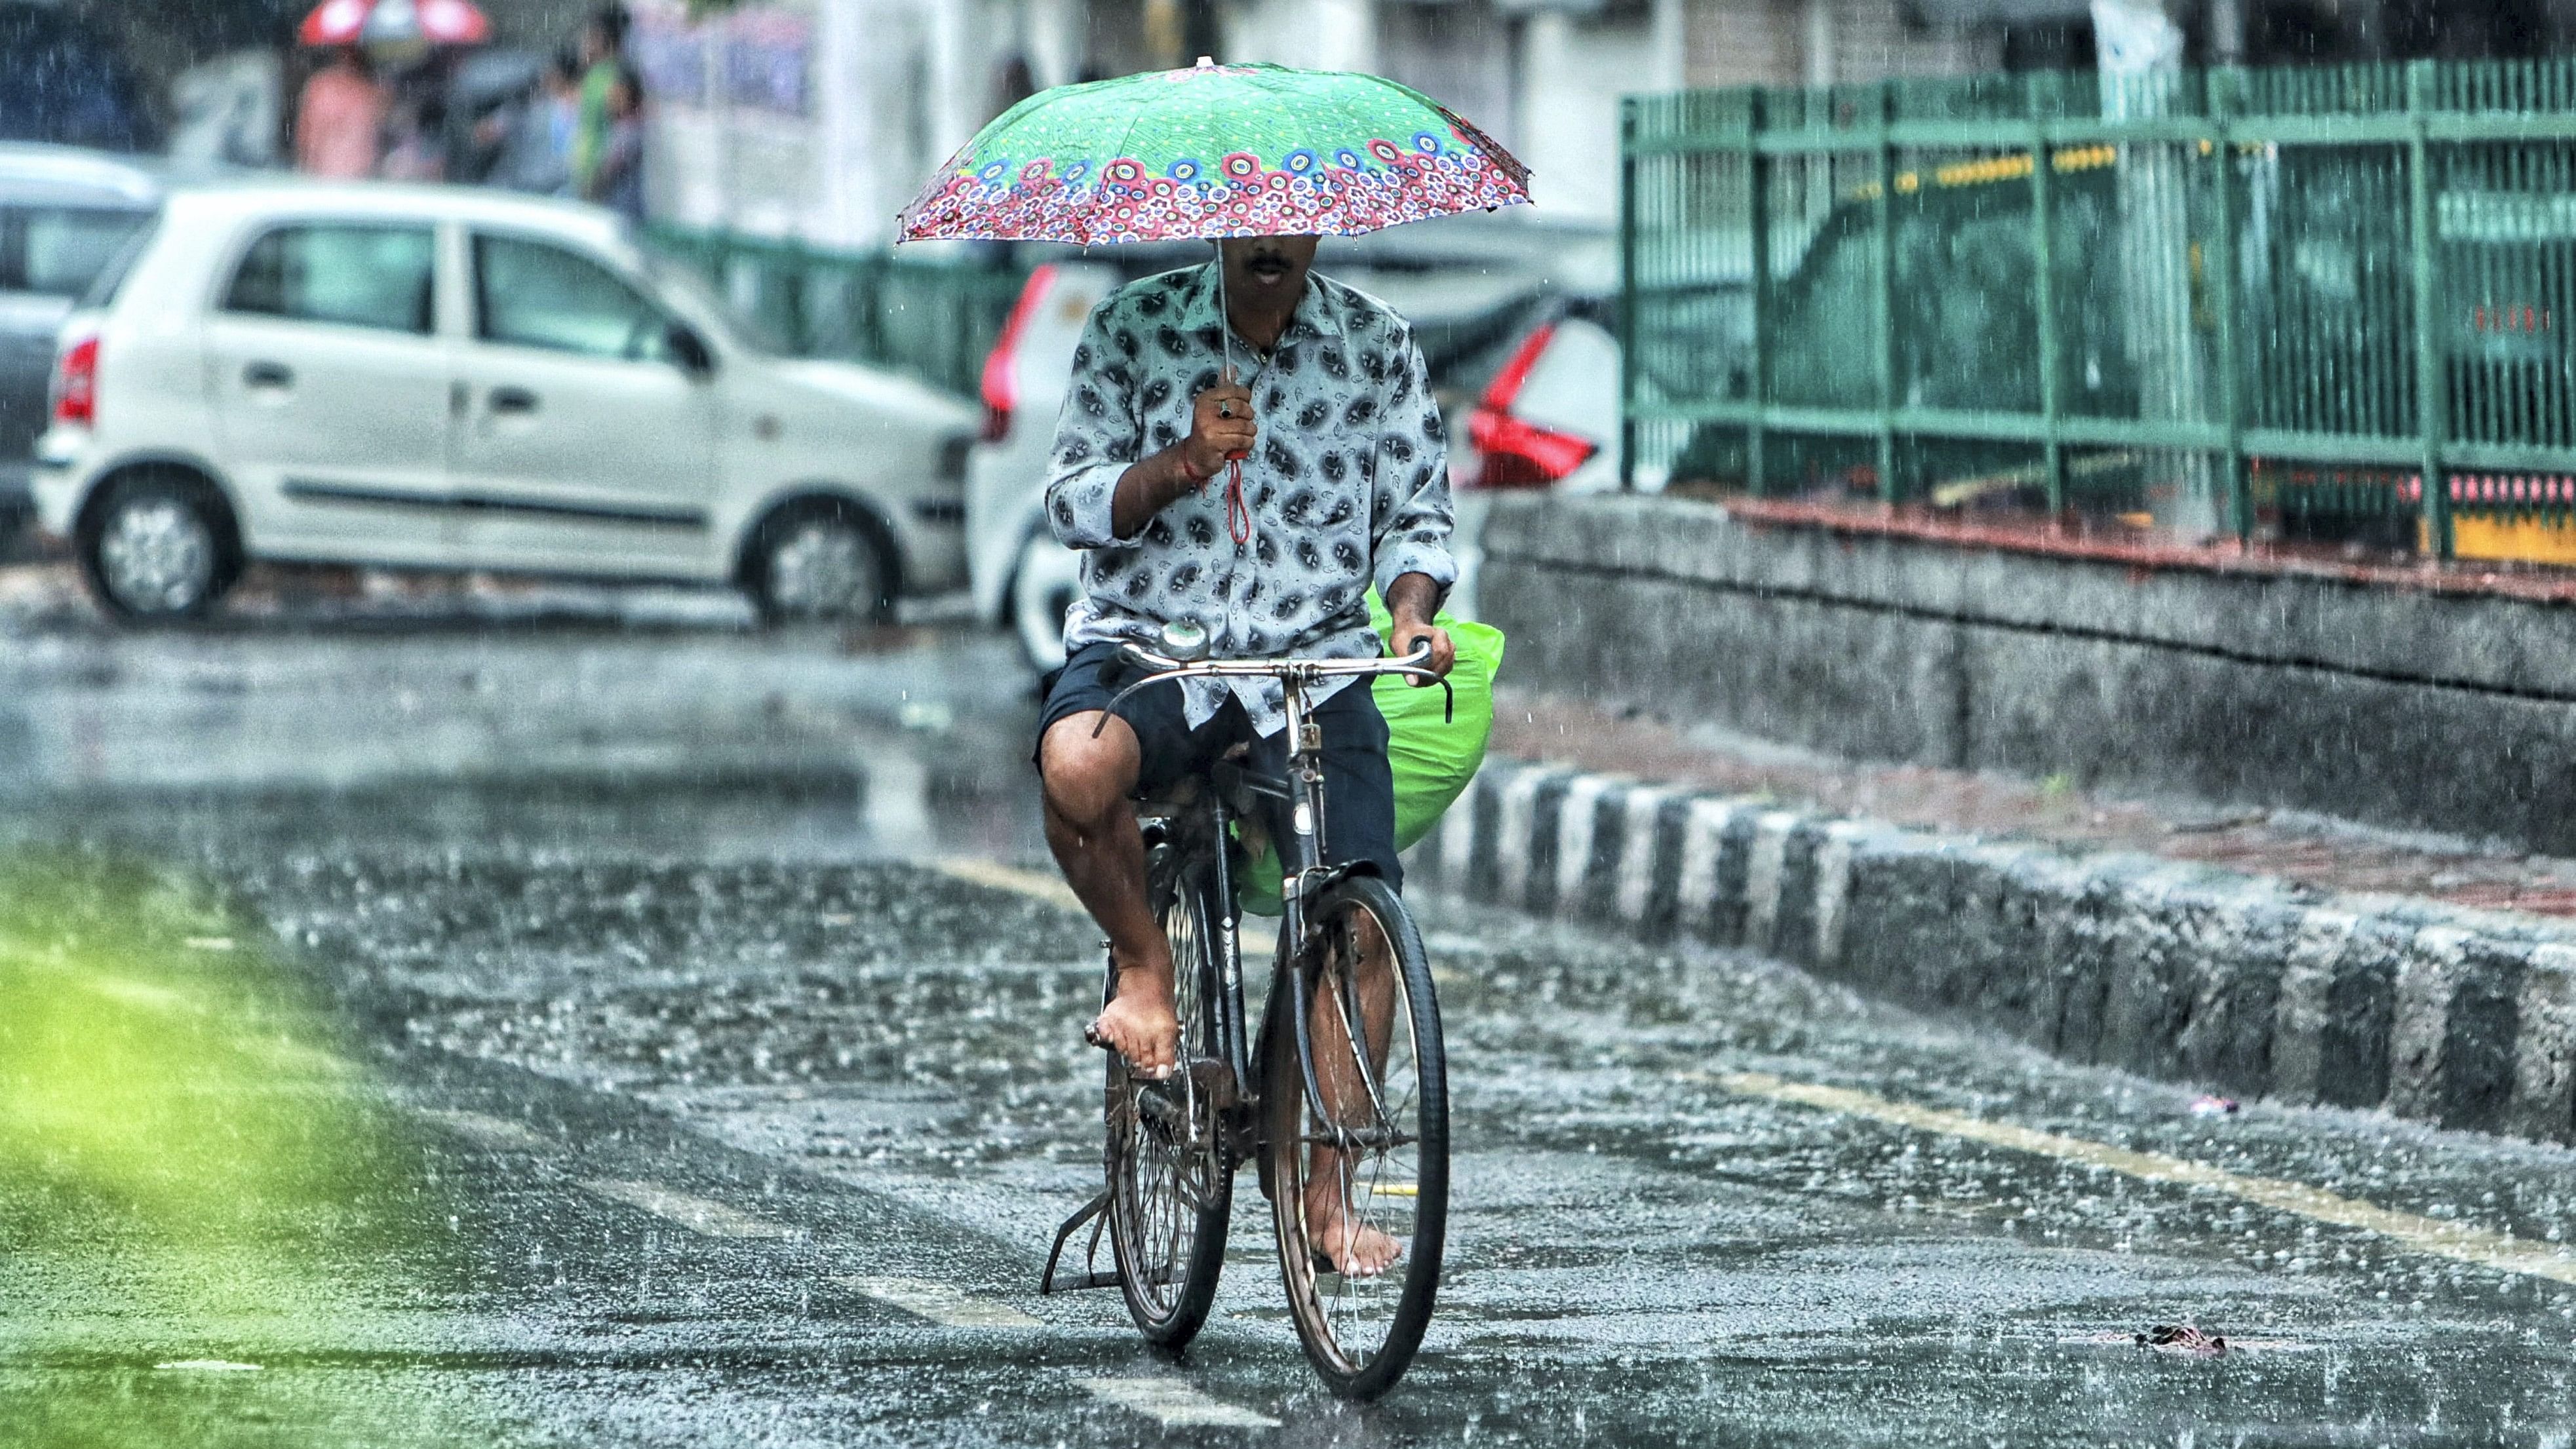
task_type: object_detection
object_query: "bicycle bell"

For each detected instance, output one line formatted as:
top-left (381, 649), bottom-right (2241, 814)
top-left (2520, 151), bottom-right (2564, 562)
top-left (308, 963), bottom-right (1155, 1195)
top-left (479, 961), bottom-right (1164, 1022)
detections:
top-left (1161, 619), bottom-right (1211, 662)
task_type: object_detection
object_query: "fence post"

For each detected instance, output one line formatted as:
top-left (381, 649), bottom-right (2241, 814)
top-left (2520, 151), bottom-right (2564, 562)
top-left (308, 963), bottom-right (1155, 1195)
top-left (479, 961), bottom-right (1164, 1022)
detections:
top-left (2206, 67), bottom-right (2252, 543)
top-left (2407, 58), bottom-right (2453, 560)
top-left (1618, 97), bottom-right (1639, 492)
top-left (783, 241), bottom-right (813, 356)
top-left (1873, 81), bottom-right (1899, 507)
top-left (1745, 91), bottom-right (1770, 497)
top-left (2027, 71), bottom-right (2067, 518)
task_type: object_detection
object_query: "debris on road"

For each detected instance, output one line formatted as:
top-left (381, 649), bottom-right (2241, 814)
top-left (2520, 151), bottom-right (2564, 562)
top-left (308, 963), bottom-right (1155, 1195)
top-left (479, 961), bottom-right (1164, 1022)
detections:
top-left (2136, 1324), bottom-right (2229, 1355)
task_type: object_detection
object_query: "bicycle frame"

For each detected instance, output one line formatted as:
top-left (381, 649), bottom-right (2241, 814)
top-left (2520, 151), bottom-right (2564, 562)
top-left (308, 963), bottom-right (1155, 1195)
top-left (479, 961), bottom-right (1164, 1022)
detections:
top-left (1112, 645), bottom-right (1448, 1144)
top-left (1041, 643), bottom-right (1450, 1294)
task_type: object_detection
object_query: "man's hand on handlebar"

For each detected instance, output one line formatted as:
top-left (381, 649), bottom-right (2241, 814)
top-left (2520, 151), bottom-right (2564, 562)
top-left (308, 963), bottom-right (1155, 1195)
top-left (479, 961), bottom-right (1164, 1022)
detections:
top-left (1386, 617), bottom-right (1454, 685)
top-left (1383, 571), bottom-right (1454, 686)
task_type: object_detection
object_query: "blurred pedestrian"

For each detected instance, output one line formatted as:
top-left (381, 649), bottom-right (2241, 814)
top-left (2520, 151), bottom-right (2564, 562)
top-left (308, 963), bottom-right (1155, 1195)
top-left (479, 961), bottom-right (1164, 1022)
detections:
top-left (294, 45), bottom-right (387, 178)
top-left (589, 62), bottom-right (648, 222)
top-left (481, 47), bottom-right (581, 194)
top-left (379, 79), bottom-right (448, 181)
top-left (569, 3), bottom-right (631, 201)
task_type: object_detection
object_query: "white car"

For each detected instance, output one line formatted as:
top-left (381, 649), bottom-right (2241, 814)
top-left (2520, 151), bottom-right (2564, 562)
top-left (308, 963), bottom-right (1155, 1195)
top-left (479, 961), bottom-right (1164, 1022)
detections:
top-left (31, 180), bottom-right (976, 622)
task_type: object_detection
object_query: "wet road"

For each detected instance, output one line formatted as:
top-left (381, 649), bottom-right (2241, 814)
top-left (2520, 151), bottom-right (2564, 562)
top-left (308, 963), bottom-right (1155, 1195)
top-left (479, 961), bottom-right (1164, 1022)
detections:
top-left (4, 571), bottom-right (2575, 1446)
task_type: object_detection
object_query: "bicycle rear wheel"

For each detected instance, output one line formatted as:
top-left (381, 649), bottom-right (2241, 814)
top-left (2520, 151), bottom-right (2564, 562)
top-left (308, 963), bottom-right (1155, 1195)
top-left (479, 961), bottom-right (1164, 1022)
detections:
top-left (1265, 873), bottom-right (1447, 1400)
top-left (1105, 867), bottom-right (1232, 1347)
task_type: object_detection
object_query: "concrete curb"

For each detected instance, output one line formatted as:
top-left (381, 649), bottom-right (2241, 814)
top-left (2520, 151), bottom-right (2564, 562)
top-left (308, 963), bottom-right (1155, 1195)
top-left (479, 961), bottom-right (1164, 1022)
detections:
top-left (1411, 758), bottom-right (2576, 1147)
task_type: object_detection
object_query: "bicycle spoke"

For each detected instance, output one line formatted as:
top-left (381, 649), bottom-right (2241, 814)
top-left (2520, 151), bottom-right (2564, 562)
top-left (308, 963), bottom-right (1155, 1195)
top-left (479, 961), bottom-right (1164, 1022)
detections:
top-left (1270, 879), bottom-right (1444, 1397)
top-left (1106, 876), bottom-right (1230, 1341)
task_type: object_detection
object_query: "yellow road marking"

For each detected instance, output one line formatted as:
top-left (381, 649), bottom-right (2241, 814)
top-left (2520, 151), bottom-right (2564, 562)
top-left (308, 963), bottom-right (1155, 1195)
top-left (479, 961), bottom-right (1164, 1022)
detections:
top-left (837, 1275), bottom-right (1040, 1328)
top-left (933, 857), bottom-right (1084, 912)
top-left (155, 1360), bottom-right (260, 1372)
top-left (933, 857), bottom-right (1279, 956)
top-left (1079, 1377), bottom-right (1280, 1429)
top-left (579, 1180), bottom-right (802, 1241)
top-left (1370, 1182), bottom-right (1419, 1197)
top-left (1694, 1070), bottom-right (2576, 1286)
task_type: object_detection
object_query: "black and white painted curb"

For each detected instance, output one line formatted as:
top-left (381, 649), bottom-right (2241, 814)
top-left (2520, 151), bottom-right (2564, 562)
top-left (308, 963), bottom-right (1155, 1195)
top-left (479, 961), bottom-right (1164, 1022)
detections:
top-left (1410, 758), bottom-right (2576, 1147)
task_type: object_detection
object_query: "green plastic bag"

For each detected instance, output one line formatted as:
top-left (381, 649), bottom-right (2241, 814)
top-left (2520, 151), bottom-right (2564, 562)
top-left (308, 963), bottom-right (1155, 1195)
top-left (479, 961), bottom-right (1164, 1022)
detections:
top-left (1234, 595), bottom-right (1504, 916)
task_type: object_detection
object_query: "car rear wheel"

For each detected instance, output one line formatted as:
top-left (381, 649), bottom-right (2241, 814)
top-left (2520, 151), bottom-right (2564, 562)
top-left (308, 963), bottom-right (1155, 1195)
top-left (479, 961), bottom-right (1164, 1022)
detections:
top-left (80, 471), bottom-right (239, 623)
top-left (745, 499), bottom-right (895, 625)
top-left (1009, 527), bottom-right (1081, 672)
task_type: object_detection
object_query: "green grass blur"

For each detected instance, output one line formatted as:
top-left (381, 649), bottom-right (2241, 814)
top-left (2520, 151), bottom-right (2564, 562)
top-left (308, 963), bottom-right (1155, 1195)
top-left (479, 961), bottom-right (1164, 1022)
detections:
top-left (0, 848), bottom-right (490, 1447)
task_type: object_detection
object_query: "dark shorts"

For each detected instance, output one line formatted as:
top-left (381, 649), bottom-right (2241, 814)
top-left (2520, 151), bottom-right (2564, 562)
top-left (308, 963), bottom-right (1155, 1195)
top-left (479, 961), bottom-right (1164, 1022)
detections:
top-left (1035, 640), bottom-right (1402, 889)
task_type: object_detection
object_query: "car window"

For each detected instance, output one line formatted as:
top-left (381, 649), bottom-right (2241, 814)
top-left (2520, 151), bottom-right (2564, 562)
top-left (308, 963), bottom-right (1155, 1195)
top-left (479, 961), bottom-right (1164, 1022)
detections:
top-left (475, 233), bottom-right (673, 362)
top-left (16, 206), bottom-right (151, 297)
top-left (76, 214), bottom-right (157, 310)
top-left (224, 223), bottom-right (435, 334)
top-left (641, 251), bottom-right (777, 356)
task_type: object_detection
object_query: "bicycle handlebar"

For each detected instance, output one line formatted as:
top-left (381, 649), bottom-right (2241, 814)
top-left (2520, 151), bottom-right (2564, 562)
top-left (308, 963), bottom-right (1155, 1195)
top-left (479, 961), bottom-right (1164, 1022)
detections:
top-left (1093, 640), bottom-right (1454, 737)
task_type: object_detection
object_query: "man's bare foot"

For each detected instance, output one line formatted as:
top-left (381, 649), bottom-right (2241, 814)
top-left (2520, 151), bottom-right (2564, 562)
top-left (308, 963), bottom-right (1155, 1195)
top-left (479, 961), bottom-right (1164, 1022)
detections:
top-left (1305, 1184), bottom-right (1404, 1277)
top-left (1088, 957), bottom-right (1180, 1077)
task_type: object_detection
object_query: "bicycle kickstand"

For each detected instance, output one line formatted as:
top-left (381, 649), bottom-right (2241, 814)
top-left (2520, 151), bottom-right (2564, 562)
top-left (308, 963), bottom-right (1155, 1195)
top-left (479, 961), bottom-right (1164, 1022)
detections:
top-left (1038, 1187), bottom-right (1121, 1294)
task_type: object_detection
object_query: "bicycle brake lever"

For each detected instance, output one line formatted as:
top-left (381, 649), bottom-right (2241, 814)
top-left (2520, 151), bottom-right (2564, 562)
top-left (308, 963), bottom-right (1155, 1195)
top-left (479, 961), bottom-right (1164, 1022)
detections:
top-left (1393, 667), bottom-right (1454, 724)
top-left (1387, 644), bottom-right (1454, 724)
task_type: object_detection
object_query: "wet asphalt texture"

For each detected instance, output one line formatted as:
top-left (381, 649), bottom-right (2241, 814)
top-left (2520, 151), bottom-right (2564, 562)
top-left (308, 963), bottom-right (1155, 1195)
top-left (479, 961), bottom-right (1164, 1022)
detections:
top-left (4, 569), bottom-right (2576, 1447)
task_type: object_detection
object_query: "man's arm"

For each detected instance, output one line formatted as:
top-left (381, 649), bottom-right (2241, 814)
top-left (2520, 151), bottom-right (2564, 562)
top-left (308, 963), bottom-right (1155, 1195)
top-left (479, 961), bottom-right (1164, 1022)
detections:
top-left (1044, 304), bottom-right (1255, 547)
top-left (1108, 381), bottom-right (1253, 539)
top-left (1384, 571), bottom-right (1456, 679)
top-left (1373, 330), bottom-right (1458, 678)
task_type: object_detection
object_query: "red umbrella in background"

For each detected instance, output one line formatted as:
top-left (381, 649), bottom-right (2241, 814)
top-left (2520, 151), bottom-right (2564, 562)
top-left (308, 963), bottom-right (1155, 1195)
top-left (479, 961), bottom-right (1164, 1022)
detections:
top-left (298, 0), bottom-right (490, 48)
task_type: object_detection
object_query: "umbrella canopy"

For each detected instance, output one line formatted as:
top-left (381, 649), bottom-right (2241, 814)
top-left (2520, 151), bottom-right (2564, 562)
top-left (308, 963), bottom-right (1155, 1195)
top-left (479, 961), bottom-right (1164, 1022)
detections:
top-left (298, 0), bottom-right (490, 48)
top-left (898, 59), bottom-right (1530, 246)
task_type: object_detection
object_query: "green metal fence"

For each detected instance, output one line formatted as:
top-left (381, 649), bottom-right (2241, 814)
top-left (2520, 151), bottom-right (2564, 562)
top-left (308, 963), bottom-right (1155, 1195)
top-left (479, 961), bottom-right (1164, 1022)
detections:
top-left (1620, 58), bottom-right (2576, 560)
top-left (644, 226), bottom-right (1027, 400)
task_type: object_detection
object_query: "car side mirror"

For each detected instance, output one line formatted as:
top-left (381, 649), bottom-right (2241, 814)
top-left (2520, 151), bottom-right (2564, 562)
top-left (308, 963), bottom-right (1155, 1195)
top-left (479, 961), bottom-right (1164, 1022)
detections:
top-left (667, 323), bottom-right (714, 377)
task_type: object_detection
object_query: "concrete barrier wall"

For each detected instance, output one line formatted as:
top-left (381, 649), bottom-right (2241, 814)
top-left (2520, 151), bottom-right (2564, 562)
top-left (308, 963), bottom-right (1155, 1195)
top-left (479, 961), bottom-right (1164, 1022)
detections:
top-left (1479, 494), bottom-right (2576, 855)
top-left (1413, 760), bottom-right (2576, 1146)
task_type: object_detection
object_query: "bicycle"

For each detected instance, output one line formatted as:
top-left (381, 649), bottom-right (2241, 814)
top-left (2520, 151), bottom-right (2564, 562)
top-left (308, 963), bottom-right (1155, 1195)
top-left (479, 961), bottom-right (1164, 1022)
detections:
top-left (1040, 625), bottom-right (1453, 1401)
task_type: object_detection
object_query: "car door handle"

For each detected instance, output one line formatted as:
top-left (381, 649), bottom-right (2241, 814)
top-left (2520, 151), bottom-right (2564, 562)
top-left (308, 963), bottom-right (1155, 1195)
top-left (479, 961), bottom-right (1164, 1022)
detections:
top-left (243, 360), bottom-right (293, 389)
top-left (488, 386), bottom-right (539, 415)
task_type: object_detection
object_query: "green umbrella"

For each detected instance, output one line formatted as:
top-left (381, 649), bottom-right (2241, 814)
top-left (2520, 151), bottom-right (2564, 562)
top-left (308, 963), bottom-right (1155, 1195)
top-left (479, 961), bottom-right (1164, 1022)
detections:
top-left (897, 57), bottom-right (1531, 246)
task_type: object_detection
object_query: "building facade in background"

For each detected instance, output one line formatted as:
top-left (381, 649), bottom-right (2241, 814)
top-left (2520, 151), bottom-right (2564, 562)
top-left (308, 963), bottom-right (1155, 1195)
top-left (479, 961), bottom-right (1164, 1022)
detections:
top-left (36, 0), bottom-right (2576, 220)
top-left (595, 0), bottom-right (2576, 246)
top-left (639, 0), bottom-right (2023, 248)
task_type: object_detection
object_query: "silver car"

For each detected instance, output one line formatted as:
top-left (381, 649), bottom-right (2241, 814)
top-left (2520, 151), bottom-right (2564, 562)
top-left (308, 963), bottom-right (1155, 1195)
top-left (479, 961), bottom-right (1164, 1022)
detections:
top-left (0, 144), bottom-right (159, 554)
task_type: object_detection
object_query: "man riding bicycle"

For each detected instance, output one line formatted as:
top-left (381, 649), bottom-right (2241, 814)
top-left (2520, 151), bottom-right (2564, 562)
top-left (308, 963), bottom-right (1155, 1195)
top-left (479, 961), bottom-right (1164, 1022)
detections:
top-left (1034, 231), bottom-right (1457, 1279)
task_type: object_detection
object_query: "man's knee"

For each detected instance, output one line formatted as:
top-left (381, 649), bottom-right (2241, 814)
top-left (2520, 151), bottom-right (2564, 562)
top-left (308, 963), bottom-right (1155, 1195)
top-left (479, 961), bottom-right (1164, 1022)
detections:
top-left (1040, 712), bottom-right (1140, 825)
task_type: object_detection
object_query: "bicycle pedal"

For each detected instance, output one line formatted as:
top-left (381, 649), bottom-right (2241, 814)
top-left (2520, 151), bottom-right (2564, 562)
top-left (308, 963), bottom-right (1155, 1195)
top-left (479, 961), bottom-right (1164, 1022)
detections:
top-left (1186, 1056), bottom-right (1239, 1109)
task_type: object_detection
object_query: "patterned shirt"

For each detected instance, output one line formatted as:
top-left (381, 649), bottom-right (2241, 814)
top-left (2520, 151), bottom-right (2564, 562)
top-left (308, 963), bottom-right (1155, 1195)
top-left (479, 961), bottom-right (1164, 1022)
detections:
top-left (1045, 261), bottom-right (1456, 736)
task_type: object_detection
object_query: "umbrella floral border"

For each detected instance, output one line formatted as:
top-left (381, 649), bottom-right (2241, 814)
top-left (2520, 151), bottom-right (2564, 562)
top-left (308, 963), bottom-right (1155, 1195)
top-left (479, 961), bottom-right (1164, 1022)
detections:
top-left (899, 100), bottom-right (1531, 244)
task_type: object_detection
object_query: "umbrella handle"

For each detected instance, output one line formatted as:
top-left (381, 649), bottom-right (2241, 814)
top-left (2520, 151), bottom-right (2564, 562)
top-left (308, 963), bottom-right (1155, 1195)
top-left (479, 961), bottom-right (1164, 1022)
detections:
top-left (1217, 353), bottom-right (1248, 461)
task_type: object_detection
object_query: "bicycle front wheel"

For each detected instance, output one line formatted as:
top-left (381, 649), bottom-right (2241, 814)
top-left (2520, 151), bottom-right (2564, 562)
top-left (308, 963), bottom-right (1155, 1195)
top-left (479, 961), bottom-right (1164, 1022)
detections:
top-left (1105, 868), bottom-right (1232, 1347)
top-left (1265, 873), bottom-right (1447, 1400)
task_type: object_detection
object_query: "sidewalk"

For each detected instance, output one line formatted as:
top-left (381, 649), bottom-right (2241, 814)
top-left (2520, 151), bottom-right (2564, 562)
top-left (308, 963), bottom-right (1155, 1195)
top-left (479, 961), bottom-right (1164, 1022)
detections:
top-left (1492, 689), bottom-right (2576, 919)
top-left (1416, 687), bottom-right (2576, 1148)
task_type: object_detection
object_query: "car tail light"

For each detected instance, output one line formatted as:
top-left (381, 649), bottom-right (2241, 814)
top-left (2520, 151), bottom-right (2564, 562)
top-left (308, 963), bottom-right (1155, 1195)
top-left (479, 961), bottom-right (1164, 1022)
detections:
top-left (981, 262), bottom-right (1058, 444)
top-left (52, 333), bottom-right (99, 427)
top-left (1465, 322), bottom-right (1597, 489)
